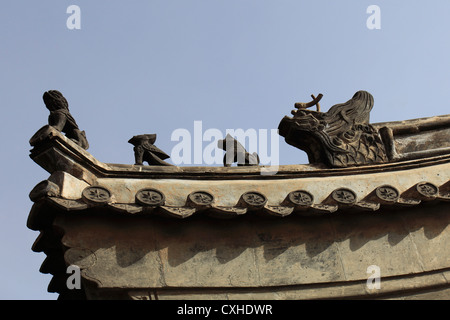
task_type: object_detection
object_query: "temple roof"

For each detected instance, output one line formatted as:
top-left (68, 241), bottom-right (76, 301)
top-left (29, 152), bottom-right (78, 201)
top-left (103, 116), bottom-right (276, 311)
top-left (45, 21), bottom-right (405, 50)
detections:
top-left (26, 91), bottom-right (450, 299)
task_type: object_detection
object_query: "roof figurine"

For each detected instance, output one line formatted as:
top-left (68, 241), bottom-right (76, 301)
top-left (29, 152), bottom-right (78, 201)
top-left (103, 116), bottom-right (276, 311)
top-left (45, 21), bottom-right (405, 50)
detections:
top-left (279, 90), bottom-right (388, 167)
top-left (42, 90), bottom-right (89, 150)
top-left (128, 134), bottom-right (172, 166)
top-left (217, 133), bottom-right (260, 167)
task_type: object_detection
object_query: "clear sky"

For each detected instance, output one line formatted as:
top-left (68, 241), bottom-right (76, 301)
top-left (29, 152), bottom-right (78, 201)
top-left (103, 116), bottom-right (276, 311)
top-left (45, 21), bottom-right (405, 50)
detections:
top-left (0, 1), bottom-right (449, 299)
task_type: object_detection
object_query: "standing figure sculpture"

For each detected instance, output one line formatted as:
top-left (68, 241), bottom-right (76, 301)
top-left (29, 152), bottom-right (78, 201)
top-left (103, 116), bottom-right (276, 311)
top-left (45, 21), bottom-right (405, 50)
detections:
top-left (43, 90), bottom-right (89, 150)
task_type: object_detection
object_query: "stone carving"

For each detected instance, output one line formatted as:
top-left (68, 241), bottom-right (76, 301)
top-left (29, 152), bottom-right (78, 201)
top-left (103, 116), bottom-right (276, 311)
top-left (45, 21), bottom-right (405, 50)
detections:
top-left (187, 191), bottom-right (214, 208)
top-left (109, 204), bottom-right (143, 214)
top-left (82, 186), bottom-right (111, 204)
top-left (416, 182), bottom-right (438, 197)
top-left (128, 134), bottom-right (172, 166)
top-left (278, 90), bottom-right (388, 167)
top-left (397, 198), bottom-right (421, 206)
top-left (239, 191), bottom-right (267, 208)
top-left (376, 185), bottom-right (399, 202)
top-left (311, 204), bottom-right (338, 213)
top-left (159, 206), bottom-right (196, 219)
top-left (217, 134), bottom-right (260, 167)
top-left (48, 198), bottom-right (88, 211)
top-left (287, 190), bottom-right (314, 207)
top-left (402, 181), bottom-right (439, 201)
top-left (135, 189), bottom-right (165, 206)
top-left (354, 201), bottom-right (380, 211)
top-left (331, 188), bottom-right (357, 204)
top-left (264, 205), bottom-right (294, 217)
top-left (42, 90), bottom-right (89, 149)
top-left (208, 206), bottom-right (248, 218)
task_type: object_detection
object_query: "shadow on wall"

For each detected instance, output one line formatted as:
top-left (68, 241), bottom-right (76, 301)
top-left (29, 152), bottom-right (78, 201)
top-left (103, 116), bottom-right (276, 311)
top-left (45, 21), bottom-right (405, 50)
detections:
top-left (54, 202), bottom-right (450, 271)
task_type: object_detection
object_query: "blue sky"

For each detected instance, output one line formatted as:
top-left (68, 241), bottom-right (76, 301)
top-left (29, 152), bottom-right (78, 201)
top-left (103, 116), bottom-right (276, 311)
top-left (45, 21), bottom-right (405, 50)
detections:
top-left (0, 1), bottom-right (449, 299)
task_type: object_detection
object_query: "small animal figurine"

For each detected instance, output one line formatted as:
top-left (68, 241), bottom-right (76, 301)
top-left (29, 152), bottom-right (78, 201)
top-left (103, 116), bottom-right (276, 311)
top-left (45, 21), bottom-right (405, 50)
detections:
top-left (217, 134), bottom-right (260, 167)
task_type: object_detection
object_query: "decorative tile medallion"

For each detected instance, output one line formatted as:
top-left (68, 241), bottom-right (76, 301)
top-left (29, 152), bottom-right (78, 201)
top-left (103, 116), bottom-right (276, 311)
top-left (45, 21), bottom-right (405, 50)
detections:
top-left (376, 185), bottom-right (399, 202)
top-left (135, 189), bottom-right (165, 206)
top-left (416, 182), bottom-right (438, 197)
top-left (188, 191), bottom-right (214, 207)
top-left (331, 188), bottom-right (357, 204)
top-left (288, 190), bottom-right (314, 206)
top-left (241, 191), bottom-right (267, 207)
top-left (82, 186), bottom-right (111, 204)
